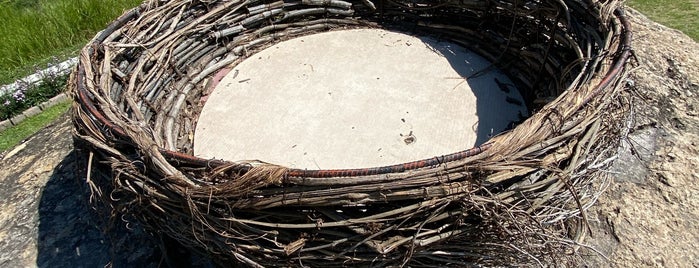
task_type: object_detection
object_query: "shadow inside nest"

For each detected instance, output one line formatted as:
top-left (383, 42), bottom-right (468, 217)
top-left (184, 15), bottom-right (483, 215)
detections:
top-left (416, 35), bottom-right (530, 146)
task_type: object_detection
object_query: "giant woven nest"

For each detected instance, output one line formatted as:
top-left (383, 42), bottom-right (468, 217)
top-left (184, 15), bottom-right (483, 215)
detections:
top-left (70, 0), bottom-right (632, 266)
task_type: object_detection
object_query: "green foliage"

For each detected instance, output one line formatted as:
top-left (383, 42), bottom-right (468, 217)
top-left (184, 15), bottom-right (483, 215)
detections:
top-left (627, 0), bottom-right (699, 41)
top-left (0, 74), bottom-right (68, 120)
top-left (0, 0), bottom-right (142, 84)
top-left (2, 0), bottom-right (41, 9)
top-left (0, 100), bottom-right (70, 152)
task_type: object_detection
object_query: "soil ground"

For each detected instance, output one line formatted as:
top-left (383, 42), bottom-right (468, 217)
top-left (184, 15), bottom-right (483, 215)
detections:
top-left (0, 8), bottom-right (696, 267)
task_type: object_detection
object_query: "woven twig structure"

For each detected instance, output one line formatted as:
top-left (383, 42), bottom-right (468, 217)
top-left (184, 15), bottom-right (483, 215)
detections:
top-left (71, 0), bottom-right (632, 266)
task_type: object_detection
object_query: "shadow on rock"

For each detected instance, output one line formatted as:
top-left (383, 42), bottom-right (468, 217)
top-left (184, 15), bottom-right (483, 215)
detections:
top-left (37, 149), bottom-right (163, 268)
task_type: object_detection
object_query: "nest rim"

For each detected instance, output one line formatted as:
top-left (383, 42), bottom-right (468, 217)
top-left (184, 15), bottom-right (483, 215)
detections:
top-left (73, 5), bottom-right (633, 179)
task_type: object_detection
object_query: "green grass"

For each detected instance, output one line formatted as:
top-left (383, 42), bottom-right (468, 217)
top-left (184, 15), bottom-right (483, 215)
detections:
top-left (627, 0), bottom-right (699, 41)
top-left (0, 100), bottom-right (71, 152)
top-left (0, 0), bottom-right (142, 84)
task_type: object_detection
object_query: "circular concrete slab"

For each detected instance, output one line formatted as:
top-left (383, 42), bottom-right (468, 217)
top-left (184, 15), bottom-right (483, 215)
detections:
top-left (194, 29), bottom-right (527, 169)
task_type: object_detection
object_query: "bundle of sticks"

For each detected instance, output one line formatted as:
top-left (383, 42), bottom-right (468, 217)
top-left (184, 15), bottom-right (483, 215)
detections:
top-left (70, 0), bottom-right (632, 266)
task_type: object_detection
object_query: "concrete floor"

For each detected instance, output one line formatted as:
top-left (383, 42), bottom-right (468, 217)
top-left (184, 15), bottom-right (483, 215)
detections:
top-left (194, 29), bottom-right (527, 169)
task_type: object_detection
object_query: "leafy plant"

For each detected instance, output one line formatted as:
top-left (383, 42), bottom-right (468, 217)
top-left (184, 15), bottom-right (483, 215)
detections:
top-left (0, 72), bottom-right (68, 120)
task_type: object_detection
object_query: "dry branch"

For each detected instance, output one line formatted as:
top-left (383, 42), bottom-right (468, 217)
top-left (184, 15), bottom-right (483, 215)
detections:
top-left (70, 0), bottom-right (633, 266)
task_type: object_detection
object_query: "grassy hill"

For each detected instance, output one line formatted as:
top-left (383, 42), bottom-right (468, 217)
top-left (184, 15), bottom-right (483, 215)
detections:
top-left (0, 0), bottom-right (142, 84)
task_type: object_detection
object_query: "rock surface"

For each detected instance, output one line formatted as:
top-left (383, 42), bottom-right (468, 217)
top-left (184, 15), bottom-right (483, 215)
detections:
top-left (0, 115), bottom-right (163, 267)
top-left (0, 8), bottom-right (696, 267)
top-left (581, 9), bottom-right (699, 267)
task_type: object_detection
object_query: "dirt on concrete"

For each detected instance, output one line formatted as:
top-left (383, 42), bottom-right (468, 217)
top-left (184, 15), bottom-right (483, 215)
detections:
top-left (0, 8), bottom-right (696, 267)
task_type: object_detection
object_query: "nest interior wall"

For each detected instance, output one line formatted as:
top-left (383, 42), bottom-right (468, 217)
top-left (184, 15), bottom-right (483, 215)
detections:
top-left (70, 0), bottom-right (631, 266)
